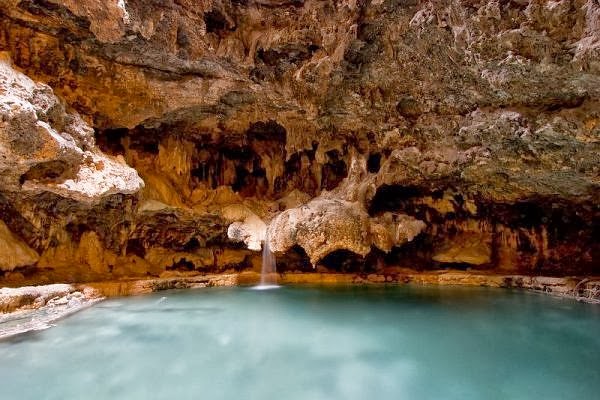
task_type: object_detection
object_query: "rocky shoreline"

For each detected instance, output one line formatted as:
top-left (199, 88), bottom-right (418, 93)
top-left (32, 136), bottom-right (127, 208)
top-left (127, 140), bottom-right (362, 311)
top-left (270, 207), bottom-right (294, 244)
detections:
top-left (82, 270), bottom-right (600, 302)
top-left (0, 284), bottom-right (103, 340)
top-left (2, 271), bottom-right (598, 340)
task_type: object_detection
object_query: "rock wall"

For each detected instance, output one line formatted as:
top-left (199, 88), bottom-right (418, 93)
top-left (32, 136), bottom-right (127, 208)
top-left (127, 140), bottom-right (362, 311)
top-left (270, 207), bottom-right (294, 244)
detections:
top-left (0, 0), bottom-right (598, 285)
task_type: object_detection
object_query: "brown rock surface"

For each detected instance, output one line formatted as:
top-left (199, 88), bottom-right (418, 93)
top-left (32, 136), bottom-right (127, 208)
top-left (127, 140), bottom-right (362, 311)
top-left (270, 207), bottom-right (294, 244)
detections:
top-left (0, 220), bottom-right (38, 271)
top-left (0, 0), bottom-right (598, 284)
top-left (268, 156), bottom-right (425, 264)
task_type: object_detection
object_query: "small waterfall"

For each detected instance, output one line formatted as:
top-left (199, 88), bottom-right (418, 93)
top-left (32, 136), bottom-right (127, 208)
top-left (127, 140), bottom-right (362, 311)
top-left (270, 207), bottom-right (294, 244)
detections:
top-left (256, 226), bottom-right (278, 289)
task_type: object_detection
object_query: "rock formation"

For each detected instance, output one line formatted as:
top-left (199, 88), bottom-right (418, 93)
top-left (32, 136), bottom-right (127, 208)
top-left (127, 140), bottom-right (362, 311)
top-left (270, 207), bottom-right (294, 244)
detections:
top-left (268, 156), bottom-right (426, 264)
top-left (0, 0), bottom-right (598, 285)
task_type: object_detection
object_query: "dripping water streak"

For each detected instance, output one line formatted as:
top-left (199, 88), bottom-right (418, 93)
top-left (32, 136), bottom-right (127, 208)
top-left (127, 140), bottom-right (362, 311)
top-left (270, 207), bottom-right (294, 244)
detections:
top-left (254, 226), bottom-right (279, 290)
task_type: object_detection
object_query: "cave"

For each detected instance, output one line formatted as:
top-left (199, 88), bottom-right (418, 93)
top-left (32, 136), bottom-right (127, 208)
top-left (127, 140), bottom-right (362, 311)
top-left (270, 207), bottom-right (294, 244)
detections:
top-left (203, 9), bottom-right (231, 33)
top-left (275, 245), bottom-right (312, 273)
top-left (0, 1), bottom-right (599, 397)
top-left (318, 249), bottom-right (370, 273)
top-left (166, 258), bottom-right (196, 271)
top-left (95, 128), bottom-right (127, 154)
top-left (366, 152), bottom-right (381, 173)
top-left (246, 120), bottom-right (287, 143)
top-left (321, 150), bottom-right (348, 190)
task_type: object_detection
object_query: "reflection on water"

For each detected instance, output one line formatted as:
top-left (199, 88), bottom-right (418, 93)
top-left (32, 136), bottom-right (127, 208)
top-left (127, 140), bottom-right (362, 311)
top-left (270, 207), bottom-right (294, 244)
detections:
top-left (0, 285), bottom-right (599, 400)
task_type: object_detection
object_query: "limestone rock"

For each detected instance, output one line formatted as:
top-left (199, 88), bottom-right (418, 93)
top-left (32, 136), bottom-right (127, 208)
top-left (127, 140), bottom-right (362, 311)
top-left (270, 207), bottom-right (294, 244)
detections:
top-left (433, 233), bottom-right (493, 266)
top-left (0, 55), bottom-right (84, 192)
top-left (0, 220), bottom-right (39, 271)
top-left (227, 214), bottom-right (267, 251)
top-left (0, 55), bottom-right (143, 201)
top-left (269, 197), bottom-right (372, 265)
top-left (370, 213), bottom-right (426, 253)
top-left (22, 151), bottom-right (143, 202)
top-left (0, 283), bottom-right (104, 339)
top-left (0, 283), bottom-right (72, 313)
top-left (268, 157), bottom-right (426, 265)
top-left (0, 0), bottom-right (598, 282)
top-left (269, 198), bottom-right (426, 265)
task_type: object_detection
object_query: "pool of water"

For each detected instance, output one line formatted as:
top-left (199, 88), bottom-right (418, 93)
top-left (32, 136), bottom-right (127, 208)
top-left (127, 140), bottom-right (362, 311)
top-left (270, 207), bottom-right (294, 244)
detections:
top-left (1, 285), bottom-right (599, 400)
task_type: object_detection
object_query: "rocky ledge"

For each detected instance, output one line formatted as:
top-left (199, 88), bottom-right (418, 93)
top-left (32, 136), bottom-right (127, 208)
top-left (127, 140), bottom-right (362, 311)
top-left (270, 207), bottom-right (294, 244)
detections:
top-left (0, 1), bottom-right (598, 285)
top-left (72, 270), bottom-right (600, 305)
top-left (0, 283), bottom-right (102, 339)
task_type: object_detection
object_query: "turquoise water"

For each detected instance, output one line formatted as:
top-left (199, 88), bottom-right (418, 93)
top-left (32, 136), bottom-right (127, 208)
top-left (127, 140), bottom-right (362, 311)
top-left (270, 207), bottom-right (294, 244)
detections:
top-left (1, 285), bottom-right (599, 400)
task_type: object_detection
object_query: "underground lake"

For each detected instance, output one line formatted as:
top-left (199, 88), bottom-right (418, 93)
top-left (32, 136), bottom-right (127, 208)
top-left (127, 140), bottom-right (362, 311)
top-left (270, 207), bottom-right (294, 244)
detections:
top-left (1, 285), bottom-right (599, 400)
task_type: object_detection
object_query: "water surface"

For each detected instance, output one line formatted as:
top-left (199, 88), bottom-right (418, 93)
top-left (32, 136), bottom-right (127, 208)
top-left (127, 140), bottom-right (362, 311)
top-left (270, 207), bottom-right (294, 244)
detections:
top-left (1, 285), bottom-right (599, 400)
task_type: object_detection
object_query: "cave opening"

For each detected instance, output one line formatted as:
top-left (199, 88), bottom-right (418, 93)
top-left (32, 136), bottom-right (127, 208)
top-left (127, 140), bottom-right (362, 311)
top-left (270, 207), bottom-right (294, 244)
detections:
top-left (65, 222), bottom-right (89, 244)
top-left (191, 163), bottom-right (210, 182)
top-left (203, 9), bottom-right (230, 33)
top-left (433, 261), bottom-right (475, 271)
top-left (166, 258), bottom-right (196, 271)
top-left (367, 153), bottom-right (382, 173)
top-left (182, 238), bottom-right (201, 252)
top-left (368, 184), bottom-right (426, 215)
top-left (279, 150), bottom-right (319, 195)
top-left (381, 234), bottom-right (435, 271)
top-left (247, 120), bottom-right (287, 143)
top-left (126, 239), bottom-right (146, 258)
top-left (318, 249), bottom-right (372, 273)
top-left (275, 245), bottom-right (312, 273)
top-left (231, 165), bottom-right (268, 196)
top-left (95, 128), bottom-right (127, 154)
top-left (321, 150), bottom-right (348, 191)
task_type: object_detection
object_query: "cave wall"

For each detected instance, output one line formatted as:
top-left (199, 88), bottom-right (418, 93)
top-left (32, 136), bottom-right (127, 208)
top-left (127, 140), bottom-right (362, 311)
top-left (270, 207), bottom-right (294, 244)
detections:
top-left (0, 0), bottom-right (598, 284)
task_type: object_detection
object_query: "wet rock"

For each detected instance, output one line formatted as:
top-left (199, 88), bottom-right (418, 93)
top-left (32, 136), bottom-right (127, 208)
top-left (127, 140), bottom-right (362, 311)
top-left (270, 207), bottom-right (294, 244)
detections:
top-left (51, 296), bottom-right (69, 306)
top-left (0, 283), bottom-right (103, 339)
top-left (0, 284), bottom-right (72, 313)
top-left (269, 197), bottom-right (372, 265)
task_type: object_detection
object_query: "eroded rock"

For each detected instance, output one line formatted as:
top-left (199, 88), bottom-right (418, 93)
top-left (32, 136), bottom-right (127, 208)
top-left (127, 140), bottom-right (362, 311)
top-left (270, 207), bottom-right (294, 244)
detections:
top-left (0, 0), bottom-right (598, 281)
top-left (0, 220), bottom-right (39, 271)
top-left (268, 157), bottom-right (426, 265)
top-left (0, 283), bottom-right (103, 339)
top-left (0, 54), bottom-right (143, 201)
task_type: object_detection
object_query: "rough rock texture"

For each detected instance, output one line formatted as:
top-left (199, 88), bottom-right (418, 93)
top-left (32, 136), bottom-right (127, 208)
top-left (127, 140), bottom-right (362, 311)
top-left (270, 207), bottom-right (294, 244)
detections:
top-left (78, 272), bottom-right (600, 304)
top-left (0, 220), bottom-right (38, 270)
top-left (269, 156), bottom-right (426, 264)
top-left (0, 283), bottom-right (102, 338)
top-left (1, 283), bottom-right (74, 313)
top-left (0, 54), bottom-right (142, 199)
top-left (0, 0), bottom-right (598, 284)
